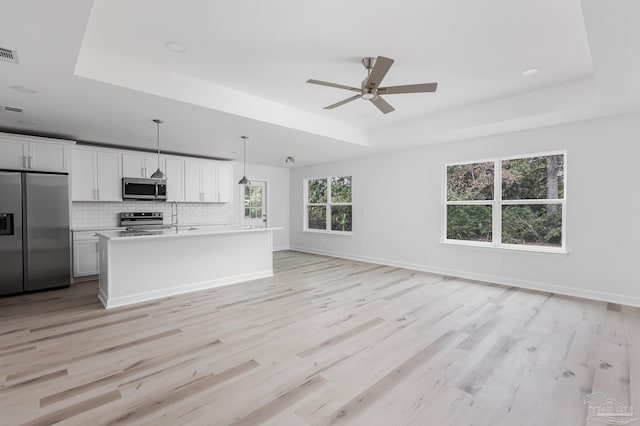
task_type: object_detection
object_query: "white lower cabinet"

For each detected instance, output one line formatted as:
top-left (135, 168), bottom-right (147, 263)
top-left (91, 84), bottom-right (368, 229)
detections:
top-left (73, 232), bottom-right (99, 277)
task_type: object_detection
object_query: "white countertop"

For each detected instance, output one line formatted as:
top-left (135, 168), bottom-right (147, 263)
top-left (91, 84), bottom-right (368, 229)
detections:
top-left (72, 222), bottom-right (237, 232)
top-left (96, 226), bottom-right (282, 241)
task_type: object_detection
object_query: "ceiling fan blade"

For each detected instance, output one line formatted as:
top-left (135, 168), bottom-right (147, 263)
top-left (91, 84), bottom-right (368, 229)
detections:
top-left (324, 94), bottom-right (361, 109)
top-left (364, 56), bottom-right (394, 90)
top-left (378, 82), bottom-right (438, 95)
top-left (307, 79), bottom-right (360, 92)
top-left (370, 96), bottom-right (395, 114)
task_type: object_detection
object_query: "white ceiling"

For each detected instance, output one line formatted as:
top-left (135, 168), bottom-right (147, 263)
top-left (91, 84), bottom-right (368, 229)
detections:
top-left (1, 0), bottom-right (639, 166)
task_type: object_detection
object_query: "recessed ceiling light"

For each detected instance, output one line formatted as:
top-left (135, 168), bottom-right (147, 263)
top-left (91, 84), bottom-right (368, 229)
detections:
top-left (12, 85), bottom-right (37, 94)
top-left (521, 68), bottom-right (540, 77)
top-left (165, 41), bottom-right (186, 53)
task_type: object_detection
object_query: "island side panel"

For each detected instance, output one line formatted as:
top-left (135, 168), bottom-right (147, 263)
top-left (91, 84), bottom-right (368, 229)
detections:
top-left (97, 236), bottom-right (110, 307)
top-left (105, 230), bottom-right (273, 308)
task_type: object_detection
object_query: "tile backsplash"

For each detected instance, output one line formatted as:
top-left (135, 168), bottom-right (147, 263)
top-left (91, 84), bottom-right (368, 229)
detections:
top-left (72, 201), bottom-right (237, 229)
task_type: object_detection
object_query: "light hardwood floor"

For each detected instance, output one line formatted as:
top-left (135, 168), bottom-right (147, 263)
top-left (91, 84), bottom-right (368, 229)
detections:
top-left (1, 251), bottom-right (639, 425)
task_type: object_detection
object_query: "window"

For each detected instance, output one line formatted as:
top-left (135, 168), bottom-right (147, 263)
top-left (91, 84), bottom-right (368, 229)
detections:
top-left (305, 176), bottom-right (352, 233)
top-left (445, 152), bottom-right (565, 252)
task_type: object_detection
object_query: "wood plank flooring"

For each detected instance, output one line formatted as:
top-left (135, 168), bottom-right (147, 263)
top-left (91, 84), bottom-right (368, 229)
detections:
top-left (1, 251), bottom-right (639, 425)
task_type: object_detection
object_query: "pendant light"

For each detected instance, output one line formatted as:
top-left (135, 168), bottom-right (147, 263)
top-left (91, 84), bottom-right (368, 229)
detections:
top-left (150, 119), bottom-right (165, 179)
top-left (238, 136), bottom-right (251, 185)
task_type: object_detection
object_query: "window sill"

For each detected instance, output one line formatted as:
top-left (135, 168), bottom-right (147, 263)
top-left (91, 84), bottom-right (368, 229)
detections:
top-left (303, 229), bottom-right (353, 236)
top-left (440, 240), bottom-right (569, 256)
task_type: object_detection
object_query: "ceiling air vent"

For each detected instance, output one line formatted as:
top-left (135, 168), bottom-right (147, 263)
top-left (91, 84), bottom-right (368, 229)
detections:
top-left (4, 106), bottom-right (24, 113)
top-left (0, 47), bottom-right (18, 64)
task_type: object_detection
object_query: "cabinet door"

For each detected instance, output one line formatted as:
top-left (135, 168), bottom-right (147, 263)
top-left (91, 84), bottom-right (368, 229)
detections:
top-left (201, 162), bottom-right (218, 202)
top-left (122, 154), bottom-right (147, 178)
top-left (71, 149), bottom-right (97, 201)
top-left (146, 155), bottom-right (164, 177)
top-left (0, 137), bottom-right (28, 170)
top-left (165, 157), bottom-right (185, 202)
top-left (184, 160), bottom-right (202, 202)
top-left (73, 239), bottom-right (99, 276)
top-left (217, 163), bottom-right (234, 202)
top-left (28, 142), bottom-right (68, 172)
top-left (96, 151), bottom-right (122, 201)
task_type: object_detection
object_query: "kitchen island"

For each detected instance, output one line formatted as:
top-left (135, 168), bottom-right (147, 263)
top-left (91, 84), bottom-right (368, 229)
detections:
top-left (95, 226), bottom-right (281, 309)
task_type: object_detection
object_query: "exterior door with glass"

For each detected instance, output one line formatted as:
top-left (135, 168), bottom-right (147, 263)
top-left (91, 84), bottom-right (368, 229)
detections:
top-left (243, 180), bottom-right (267, 228)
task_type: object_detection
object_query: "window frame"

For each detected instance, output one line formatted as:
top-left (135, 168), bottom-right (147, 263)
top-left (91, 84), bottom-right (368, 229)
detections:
top-left (304, 176), bottom-right (353, 235)
top-left (443, 150), bottom-right (567, 253)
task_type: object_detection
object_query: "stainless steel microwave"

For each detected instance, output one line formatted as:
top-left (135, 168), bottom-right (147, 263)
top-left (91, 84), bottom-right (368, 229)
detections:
top-left (122, 177), bottom-right (167, 201)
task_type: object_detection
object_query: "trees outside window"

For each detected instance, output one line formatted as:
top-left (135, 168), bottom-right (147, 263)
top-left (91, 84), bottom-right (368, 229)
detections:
top-left (305, 176), bottom-right (352, 233)
top-left (445, 152), bottom-right (565, 251)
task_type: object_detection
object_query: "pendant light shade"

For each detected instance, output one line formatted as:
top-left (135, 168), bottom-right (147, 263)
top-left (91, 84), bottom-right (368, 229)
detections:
top-left (238, 136), bottom-right (251, 185)
top-left (150, 119), bottom-right (165, 180)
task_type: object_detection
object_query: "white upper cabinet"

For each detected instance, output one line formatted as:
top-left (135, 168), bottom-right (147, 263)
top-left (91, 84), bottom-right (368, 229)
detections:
top-left (183, 160), bottom-right (233, 203)
top-left (0, 133), bottom-right (71, 172)
top-left (68, 144), bottom-right (233, 203)
top-left (201, 162), bottom-right (218, 202)
top-left (217, 163), bottom-right (234, 203)
top-left (96, 151), bottom-right (123, 201)
top-left (71, 148), bottom-right (122, 201)
top-left (165, 156), bottom-right (185, 202)
top-left (0, 137), bottom-right (28, 169)
top-left (123, 153), bottom-right (163, 178)
top-left (184, 160), bottom-right (202, 202)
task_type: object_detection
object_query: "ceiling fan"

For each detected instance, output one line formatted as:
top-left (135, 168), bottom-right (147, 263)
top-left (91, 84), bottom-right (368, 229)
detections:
top-left (307, 56), bottom-right (438, 114)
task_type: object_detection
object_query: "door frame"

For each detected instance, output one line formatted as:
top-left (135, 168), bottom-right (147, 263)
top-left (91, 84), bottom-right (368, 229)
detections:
top-left (240, 178), bottom-right (268, 228)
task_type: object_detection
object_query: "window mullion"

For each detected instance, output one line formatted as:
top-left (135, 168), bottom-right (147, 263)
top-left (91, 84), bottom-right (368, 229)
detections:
top-left (493, 159), bottom-right (502, 247)
top-left (326, 178), bottom-right (331, 231)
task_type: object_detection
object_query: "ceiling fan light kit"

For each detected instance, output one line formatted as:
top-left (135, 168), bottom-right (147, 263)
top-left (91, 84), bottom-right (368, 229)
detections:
top-left (307, 56), bottom-right (438, 114)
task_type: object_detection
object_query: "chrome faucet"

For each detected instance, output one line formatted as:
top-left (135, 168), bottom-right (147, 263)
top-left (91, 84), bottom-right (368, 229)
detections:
top-left (171, 201), bottom-right (179, 229)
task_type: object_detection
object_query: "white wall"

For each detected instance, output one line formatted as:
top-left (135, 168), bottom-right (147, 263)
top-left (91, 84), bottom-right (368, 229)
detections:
top-left (232, 161), bottom-right (290, 251)
top-left (290, 112), bottom-right (640, 306)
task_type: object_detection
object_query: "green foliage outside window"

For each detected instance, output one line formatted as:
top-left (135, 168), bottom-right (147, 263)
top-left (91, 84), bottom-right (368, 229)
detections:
top-left (331, 205), bottom-right (352, 232)
top-left (306, 176), bottom-right (352, 232)
top-left (447, 205), bottom-right (492, 242)
top-left (446, 154), bottom-right (564, 248)
top-left (308, 179), bottom-right (327, 203)
top-left (331, 177), bottom-right (352, 203)
top-left (447, 162), bottom-right (494, 201)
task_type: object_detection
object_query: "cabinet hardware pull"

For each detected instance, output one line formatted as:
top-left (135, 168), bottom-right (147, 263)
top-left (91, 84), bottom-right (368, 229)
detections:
top-left (23, 156), bottom-right (28, 168)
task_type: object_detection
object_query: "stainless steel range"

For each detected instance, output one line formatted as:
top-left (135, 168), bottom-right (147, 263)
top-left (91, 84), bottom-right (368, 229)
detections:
top-left (119, 212), bottom-right (167, 235)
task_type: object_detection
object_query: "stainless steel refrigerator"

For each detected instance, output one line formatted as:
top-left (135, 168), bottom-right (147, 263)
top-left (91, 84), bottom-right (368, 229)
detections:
top-left (0, 171), bottom-right (70, 296)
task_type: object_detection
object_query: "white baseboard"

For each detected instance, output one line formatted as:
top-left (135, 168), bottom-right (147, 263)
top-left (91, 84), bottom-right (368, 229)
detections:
top-left (100, 270), bottom-right (273, 309)
top-left (273, 245), bottom-right (291, 252)
top-left (290, 245), bottom-right (640, 308)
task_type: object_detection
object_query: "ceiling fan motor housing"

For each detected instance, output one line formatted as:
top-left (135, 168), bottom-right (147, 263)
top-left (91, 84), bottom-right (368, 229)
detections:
top-left (362, 57), bottom-right (376, 70)
top-left (306, 55), bottom-right (437, 114)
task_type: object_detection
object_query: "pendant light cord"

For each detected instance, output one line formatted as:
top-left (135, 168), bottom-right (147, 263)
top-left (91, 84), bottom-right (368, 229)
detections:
top-left (156, 121), bottom-right (161, 168)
